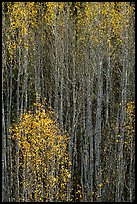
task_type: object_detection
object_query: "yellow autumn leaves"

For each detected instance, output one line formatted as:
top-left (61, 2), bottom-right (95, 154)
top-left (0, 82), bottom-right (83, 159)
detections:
top-left (9, 99), bottom-right (71, 202)
top-left (115, 101), bottom-right (135, 145)
top-left (78, 2), bottom-right (133, 47)
top-left (4, 2), bottom-right (134, 60)
top-left (124, 101), bottom-right (135, 151)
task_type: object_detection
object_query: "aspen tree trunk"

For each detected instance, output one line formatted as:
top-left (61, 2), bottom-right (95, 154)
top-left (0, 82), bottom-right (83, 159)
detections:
top-left (94, 60), bottom-right (102, 201)
top-left (56, 10), bottom-right (65, 130)
top-left (94, 5), bottom-right (103, 201)
top-left (41, 55), bottom-right (45, 103)
top-left (37, 34), bottom-right (42, 98)
top-left (2, 96), bottom-right (6, 201)
top-left (53, 13), bottom-right (59, 117)
top-left (105, 8), bottom-right (113, 197)
top-left (20, 13), bottom-right (28, 114)
top-left (16, 38), bottom-right (21, 120)
top-left (116, 5), bottom-right (128, 201)
top-left (80, 78), bottom-right (86, 201)
top-left (34, 10), bottom-right (42, 99)
top-left (116, 69), bottom-right (126, 202)
top-left (87, 74), bottom-right (94, 201)
top-left (71, 30), bottom-right (77, 186)
top-left (68, 18), bottom-right (75, 191)
top-left (34, 46), bottom-right (38, 96)
top-left (21, 6), bottom-right (29, 201)
top-left (24, 47), bottom-right (28, 111)
top-left (39, 5), bottom-right (45, 103)
top-left (4, 72), bottom-right (9, 202)
top-left (15, 32), bottom-right (21, 202)
top-left (59, 40), bottom-right (64, 129)
top-left (2, 11), bottom-right (8, 199)
top-left (4, 48), bottom-right (11, 202)
top-left (2, 69), bottom-right (7, 202)
top-left (83, 53), bottom-right (88, 202)
top-left (33, 23), bottom-right (39, 98)
top-left (80, 111), bottom-right (84, 200)
top-left (84, 45), bottom-right (94, 201)
top-left (129, 150), bottom-right (133, 202)
top-left (114, 103), bottom-right (120, 201)
top-left (7, 61), bottom-right (13, 201)
top-left (64, 4), bottom-right (70, 134)
top-left (63, 10), bottom-right (73, 198)
top-left (106, 18), bottom-right (111, 126)
top-left (81, 87), bottom-right (88, 202)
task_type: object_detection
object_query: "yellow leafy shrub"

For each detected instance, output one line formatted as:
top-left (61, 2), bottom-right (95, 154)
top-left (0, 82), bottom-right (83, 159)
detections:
top-left (9, 99), bottom-right (71, 202)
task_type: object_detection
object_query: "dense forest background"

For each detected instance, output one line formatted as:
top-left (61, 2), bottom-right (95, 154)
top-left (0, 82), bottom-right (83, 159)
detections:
top-left (2, 2), bottom-right (135, 202)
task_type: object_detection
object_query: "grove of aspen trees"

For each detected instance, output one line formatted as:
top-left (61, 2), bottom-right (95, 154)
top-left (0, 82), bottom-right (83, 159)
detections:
top-left (2, 2), bottom-right (135, 202)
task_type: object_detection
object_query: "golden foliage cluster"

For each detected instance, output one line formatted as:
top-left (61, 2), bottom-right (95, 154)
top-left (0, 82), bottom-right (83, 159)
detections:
top-left (3, 2), bottom-right (134, 60)
top-left (9, 97), bottom-right (71, 202)
top-left (124, 101), bottom-right (135, 151)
